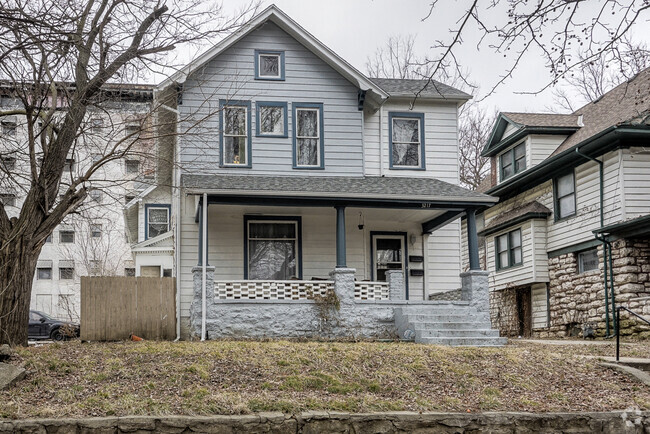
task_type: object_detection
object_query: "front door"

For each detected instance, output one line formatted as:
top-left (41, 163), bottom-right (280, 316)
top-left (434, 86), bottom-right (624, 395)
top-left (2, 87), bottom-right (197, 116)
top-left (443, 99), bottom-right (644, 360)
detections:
top-left (371, 233), bottom-right (408, 298)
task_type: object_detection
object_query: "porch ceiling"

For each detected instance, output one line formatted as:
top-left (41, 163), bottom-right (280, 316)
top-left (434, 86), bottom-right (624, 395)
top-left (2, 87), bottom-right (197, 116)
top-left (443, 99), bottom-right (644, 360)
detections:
top-left (182, 174), bottom-right (497, 208)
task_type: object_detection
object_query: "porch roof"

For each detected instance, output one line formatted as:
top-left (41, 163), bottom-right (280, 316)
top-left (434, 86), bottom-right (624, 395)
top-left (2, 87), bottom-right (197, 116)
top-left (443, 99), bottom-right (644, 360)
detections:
top-left (182, 174), bottom-right (497, 207)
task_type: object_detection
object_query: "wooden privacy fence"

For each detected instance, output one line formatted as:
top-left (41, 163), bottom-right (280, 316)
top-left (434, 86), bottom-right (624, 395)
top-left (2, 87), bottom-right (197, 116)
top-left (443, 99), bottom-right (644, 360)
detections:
top-left (81, 276), bottom-right (176, 341)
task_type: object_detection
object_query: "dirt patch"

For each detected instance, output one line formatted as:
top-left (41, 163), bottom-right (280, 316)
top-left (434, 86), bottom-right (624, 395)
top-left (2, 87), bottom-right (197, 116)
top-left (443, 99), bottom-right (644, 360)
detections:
top-left (1, 340), bottom-right (648, 419)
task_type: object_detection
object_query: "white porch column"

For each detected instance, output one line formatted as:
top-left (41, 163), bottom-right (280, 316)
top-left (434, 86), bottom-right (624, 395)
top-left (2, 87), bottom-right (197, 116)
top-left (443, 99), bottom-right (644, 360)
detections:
top-left (386, 270), bottom-right (405, 301)
top-left (329, 267), bottom-right (356, 305)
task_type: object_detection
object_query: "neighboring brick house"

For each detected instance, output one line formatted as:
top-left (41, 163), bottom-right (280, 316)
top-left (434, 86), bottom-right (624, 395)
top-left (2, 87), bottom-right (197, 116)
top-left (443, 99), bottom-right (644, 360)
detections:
top-left (132, 5), bottom-right (506, 345)
top-left (463, 67), bottom-right (650, 338)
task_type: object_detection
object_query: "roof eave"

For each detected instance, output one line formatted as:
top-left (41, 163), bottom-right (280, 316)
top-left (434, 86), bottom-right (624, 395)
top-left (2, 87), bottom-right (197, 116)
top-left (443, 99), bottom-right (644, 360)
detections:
top-left (485, 126), bottom-right (650, 198)
top-left (481, 126), bottom-right (580, 157)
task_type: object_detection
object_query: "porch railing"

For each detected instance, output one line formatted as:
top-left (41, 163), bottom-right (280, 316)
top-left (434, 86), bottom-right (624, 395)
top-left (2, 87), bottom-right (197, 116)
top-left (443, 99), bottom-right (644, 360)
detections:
top-left (213, 280), bottom-right (390, 301)
top-left (355, 281), bottom-right (390, 300)
top-left (214, 280), bottom-right (333, 300)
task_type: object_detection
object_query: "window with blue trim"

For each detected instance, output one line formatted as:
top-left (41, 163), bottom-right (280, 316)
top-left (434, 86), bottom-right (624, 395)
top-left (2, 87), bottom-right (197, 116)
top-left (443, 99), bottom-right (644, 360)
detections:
top-left (256, 102), bottom-right (287, 137)
top-left (255, 50), bottom-right (285, 80)
top-left (389, 113), bottom-right (425, 169)
top-left (220, 101), bottom-right (251, 166)
top-left (293, 103), bottom-right (323, 168)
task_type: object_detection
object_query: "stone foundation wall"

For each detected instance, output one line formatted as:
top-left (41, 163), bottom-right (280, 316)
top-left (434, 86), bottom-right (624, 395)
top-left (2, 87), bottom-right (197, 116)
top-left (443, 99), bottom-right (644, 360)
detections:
top-left (1, 411), bottom-right (648, 433)
top-left (489, 288), bottom-right (520, 337)
top-left (486, 237), bottom-right (650, 339)
top-left (542, 237), bottom-right (650, 338)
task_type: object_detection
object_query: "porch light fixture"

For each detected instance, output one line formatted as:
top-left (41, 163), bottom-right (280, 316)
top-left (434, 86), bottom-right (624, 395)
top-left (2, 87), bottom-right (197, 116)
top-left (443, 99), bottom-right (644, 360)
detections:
top-left (409, 234), bottom-right (417, 246)
top-left (358, 212), bottom-right (364, 230)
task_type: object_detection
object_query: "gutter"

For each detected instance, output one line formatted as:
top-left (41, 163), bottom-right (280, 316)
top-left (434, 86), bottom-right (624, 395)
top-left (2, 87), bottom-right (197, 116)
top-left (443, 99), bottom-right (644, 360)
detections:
top-left (575, 147), bottom-right (615, 336)
top-left (485, 127), bottom-right (650, 199)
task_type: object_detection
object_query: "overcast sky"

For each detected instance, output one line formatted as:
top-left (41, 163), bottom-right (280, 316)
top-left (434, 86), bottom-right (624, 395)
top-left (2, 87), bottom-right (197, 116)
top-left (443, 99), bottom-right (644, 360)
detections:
top-left (180, 0), bottom-right (650, 115)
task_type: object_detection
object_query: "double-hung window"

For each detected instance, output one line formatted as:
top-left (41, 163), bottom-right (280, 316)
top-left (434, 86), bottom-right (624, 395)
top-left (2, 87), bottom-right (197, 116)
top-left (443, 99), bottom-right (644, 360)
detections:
top-left (220, 101), bottom-right (251, 167)
top-left (60, 230), bottom-right (75, 244)
top-left (554, 171), bottom-right (576, 220)
top-left (146, 205), bottom-right (170, 239)
top-left (495, 229), bottom-right (522, 270)
top-left (389, 112), bottom-right (425, 169)
top-left (500, 142), bottom-right (526, 181)
top-left (246, 217), bottom-right (301, 280)
top-left (256, 102), bottom-right (287, 137)
top-left (254, 50), bottom-right (285, 80)
top-left (293, 103), bottom-right (323, 168)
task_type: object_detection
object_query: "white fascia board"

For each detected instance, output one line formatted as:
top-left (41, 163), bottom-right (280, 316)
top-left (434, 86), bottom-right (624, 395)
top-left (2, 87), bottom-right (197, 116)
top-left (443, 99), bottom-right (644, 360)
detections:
top-left (124, 185), bottom-right (156, 210)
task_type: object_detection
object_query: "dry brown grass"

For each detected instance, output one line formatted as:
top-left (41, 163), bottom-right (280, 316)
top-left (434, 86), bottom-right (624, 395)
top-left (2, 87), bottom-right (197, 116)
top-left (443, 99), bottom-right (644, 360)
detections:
top-left (1, 339), bottom-right (648, 419)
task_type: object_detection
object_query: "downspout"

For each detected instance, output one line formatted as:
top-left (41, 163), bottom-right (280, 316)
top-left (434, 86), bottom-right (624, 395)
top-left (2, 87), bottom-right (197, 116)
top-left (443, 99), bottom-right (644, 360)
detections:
top-left (575, 147), bottom-right (614, 335)
top-left (201, 193), bottom-right (207, 341)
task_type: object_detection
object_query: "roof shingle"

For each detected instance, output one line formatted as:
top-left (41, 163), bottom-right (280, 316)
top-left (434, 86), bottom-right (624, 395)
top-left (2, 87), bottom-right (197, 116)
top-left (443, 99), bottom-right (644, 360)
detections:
top-left (369, 77), bottom-right (471, 100)
top-left (181, 174), bottom-right (496, 203)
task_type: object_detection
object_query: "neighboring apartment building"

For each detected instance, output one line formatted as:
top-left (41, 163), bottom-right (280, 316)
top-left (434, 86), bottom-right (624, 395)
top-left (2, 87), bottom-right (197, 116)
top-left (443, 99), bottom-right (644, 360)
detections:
top-left (0, 84), bottom-right (153, 321)
top-left (464, 68), bottom-right (650, 338)
top-left (129, 5), bottom-right (505, 345)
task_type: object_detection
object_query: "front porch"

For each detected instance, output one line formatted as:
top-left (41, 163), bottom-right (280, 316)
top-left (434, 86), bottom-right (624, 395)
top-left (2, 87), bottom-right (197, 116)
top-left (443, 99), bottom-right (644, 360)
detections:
top-left (182, 174), bottom-right (501, 344)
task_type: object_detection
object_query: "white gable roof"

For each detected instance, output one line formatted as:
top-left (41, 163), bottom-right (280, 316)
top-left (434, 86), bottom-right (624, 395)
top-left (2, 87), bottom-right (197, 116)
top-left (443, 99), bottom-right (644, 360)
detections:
top-left (157, 5), bottom-right (388, 100)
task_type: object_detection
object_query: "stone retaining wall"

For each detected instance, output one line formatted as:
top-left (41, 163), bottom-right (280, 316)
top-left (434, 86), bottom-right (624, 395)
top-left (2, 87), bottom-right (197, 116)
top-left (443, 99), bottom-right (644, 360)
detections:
top-left (1, 411), bottom-right (648, 433)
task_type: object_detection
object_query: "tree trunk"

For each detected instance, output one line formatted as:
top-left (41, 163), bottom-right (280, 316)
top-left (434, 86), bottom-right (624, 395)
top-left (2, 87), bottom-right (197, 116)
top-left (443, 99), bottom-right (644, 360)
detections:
top-left (0, 236), bottom-right (40, 346)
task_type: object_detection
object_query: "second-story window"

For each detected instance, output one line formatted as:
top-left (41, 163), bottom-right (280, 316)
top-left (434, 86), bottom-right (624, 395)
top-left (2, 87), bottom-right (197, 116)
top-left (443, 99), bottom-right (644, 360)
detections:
top-left (256, 102), bottom-right (287, 137)
top-left (293, 104), bottom-right (323, 169)
top-left (500, 142), bottom-right (526, 181)
top-left (255, 50), bottom-right (284, 80)
top-left (60, 230), bottom-right (75, 244)
top-left (1, 116), bottom-right (17, 136)
top-left (554, 171), bottom-right (576, 220)
top-left (0, 193), bottom-right (16, 207)
top-left (220, 101), bottom-right (251, 167)
top-left (495, 228), bottom-right (522, 270)
top-left (389, 113), bottom-right (425, 169)
top-left (146, 205), bottom-right (170, 239)
top-left (125, 159), bottom-right (140, 175)
top-left (1, 156), bottom-right (16, 171)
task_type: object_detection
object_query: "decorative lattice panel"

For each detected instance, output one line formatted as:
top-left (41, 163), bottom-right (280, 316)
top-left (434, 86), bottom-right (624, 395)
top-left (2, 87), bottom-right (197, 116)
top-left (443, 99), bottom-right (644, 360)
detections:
top-left (214, 281), bottom-right (334, 300)
top-left (354, 282), bottom-right (390, 300)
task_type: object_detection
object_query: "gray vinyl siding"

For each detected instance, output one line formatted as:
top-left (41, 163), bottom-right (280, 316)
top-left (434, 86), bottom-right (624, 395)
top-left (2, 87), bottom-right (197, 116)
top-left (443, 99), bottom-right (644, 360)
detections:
top-left (178, 21), bottom-right (363, 176)
top-left (363, 100), bottom-right (460, 183)
top-left (621, 147), bottom-right (650, 220)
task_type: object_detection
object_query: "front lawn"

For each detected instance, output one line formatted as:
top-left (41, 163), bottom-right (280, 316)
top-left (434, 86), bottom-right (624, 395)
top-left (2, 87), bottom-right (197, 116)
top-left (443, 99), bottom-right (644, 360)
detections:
top-left (2, 340), bottom-right (649, 418)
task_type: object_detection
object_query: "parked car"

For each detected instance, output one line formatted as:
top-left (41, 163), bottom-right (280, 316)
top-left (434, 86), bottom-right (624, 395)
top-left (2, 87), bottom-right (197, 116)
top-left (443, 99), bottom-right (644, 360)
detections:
top-left (28, 310), bottom-right (80, 341)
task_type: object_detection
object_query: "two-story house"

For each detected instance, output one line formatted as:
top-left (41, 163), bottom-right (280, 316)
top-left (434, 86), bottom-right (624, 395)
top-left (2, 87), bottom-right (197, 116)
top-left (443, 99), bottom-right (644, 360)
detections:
top-left (468, 67), bottom-right (650, 338)
top-left (131, 6), bottom-right (505, 345)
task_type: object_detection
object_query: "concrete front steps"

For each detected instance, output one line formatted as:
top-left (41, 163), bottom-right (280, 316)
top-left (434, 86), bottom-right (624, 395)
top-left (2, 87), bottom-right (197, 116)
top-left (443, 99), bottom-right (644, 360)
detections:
top-left (395, 302), bottom-right (507, 347)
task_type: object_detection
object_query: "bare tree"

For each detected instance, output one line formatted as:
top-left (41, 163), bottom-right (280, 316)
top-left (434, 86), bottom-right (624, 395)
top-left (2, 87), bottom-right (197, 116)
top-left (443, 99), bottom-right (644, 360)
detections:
top-left (0, 0), bottom-right (256, 346)
top-left (551, 37), bottom-right (650, 112)
top-left (417, 1), bottom-right (650, 100)
top-left (458, 106), bottom-right (493, 190)
top-left (366, 35), bottom-right (435, 80)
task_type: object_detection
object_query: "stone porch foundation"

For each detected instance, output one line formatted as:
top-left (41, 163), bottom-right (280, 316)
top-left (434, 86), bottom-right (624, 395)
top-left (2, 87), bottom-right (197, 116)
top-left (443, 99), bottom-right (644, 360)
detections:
top-left (189, 268), bottom-right (494, 341)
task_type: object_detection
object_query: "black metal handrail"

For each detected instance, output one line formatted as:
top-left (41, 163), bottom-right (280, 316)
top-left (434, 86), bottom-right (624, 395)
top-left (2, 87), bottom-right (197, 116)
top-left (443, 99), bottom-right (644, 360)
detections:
top-left (616, 306), bottom-right (650, 361)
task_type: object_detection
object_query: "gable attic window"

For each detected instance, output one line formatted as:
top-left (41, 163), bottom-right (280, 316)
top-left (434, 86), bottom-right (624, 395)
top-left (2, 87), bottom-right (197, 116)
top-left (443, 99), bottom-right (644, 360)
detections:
top-left (256, 102), bottom-right (287, 137)
top-left (293, 103), bottom-right (324, 169)
top-left (145, 205), bottom-right (170, 239)
top-left (254, 50), bottom-right (285, 80)
top-left (499, 142), bottom-right (526, 181)
top-left (389, 112), bottom-right (425, 170)
top-left (495, 228), bottom-right (522, 270)
top-left (554, 171), bottom-right (576, 220)
top-left (60, 230), bottom-right (75, 244)
top-left (220, 100), bottom-right (251, 167)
